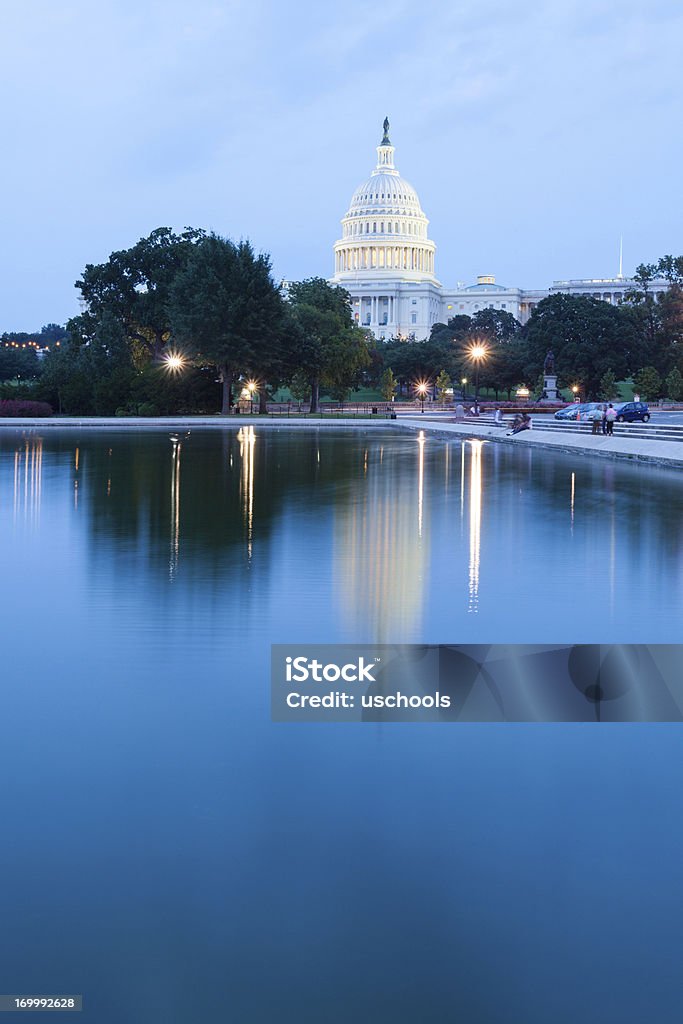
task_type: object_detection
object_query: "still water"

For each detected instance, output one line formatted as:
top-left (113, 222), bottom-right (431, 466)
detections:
top-left (1, 427), bottom-right (682, 1023)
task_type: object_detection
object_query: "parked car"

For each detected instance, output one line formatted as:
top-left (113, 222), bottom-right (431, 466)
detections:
top-left (554, 402), bottom-right (602, 421)
top-left (613, 401), bottom-right (650, 423)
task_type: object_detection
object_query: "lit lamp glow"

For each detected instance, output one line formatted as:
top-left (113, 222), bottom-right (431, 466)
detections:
top-left (415, 380), bottom-right (429, 414)
top-left (246, 380), bottom-right (258, 414)
top-left (467, 342), bottom-right (489, 415)
top-left (163, 352), bottom-right (186, 373)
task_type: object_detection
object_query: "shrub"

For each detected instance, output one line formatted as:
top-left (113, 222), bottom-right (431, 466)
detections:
top-left (136, 402), bottom-right (159, 417)
top-left (0, 399), bottom-right (53, 417)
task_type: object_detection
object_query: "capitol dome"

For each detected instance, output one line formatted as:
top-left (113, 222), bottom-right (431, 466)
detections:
top-left (333, 119), bottom-right (437, 281)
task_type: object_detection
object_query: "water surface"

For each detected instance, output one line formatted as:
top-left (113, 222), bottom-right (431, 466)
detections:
top-left (1, 427), bottom-right (682, 1023)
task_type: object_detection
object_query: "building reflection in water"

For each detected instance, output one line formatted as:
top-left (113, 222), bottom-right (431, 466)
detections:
top-left (334, 431), bottom-right (429, 640)
top-left (467, 439), bottom-right (483, 614)
top-left (237, 426), bottom-right (256, 559)
top-left (12, 437), bottom-right (43, 526)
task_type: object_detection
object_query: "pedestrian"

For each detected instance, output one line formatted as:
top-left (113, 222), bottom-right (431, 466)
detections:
top-left (605, 402), bottom-right (617, 435)
top-left (591, 406), bottom-right (602, 434)
top-left (601, 404), bottom-right (608, 434)
top-left (494, 407), bottom-right (504, 427)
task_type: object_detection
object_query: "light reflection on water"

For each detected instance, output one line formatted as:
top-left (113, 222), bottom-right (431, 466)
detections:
top-left (2, 427), bottom-right (683, 643)
top-left (1, 428), bottom-right (683, 1023)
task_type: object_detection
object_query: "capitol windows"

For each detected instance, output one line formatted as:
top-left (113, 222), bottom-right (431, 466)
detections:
top-left (388, 223), bottom-right (392, 233)
top-left (411, 313), bottom-right (417, 324)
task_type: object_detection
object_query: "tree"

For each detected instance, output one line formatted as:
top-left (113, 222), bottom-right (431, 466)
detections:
top-left (287, 278), bottom-right (369, 413)
top-left (289, 372), bottom-right (311, 410)
top-left (75, 226), bottom-right (205, 365)
top-left (633, 365), bottom-right (662, 401)
top-left (665, 367), bottom-right (683, 402)
top-left (522, 293), bottom-right (641, 398)
top-left (599, 369), bottom-right (620, 400)
top-left (471, 308), bottom-right (521, 343)
top-left (435, 369), bottom-right (451, 405)
top-left (379, 367), bottom-right (397, 402)
top-left (429, 315), bottom-right (472, 346)
top-left (38, 313), bottom-right (134, 414)
top-left (0, 343), bottom-right (41, 382)
top-left (170, 234), bottom-right (286, 415)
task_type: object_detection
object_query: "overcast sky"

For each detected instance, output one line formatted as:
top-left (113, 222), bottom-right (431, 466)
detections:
top-left (1, 0), bottom-right (682, 330)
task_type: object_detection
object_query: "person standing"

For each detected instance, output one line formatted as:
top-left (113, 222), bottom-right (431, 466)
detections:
top-left (605, 403), bottom-right (617, 435)
top-left (591, 406), bottom-right (602, 434)
top-left (601, 404), bottom-right (608, 434)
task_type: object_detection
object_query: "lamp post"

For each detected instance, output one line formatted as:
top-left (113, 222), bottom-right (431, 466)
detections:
top-left (415, 381), bottom-right (428, 414)
top-left (467, 343), bottom-right (488, 415)
top-left (461, 377), bottom-right (468, 400)
top-left (572, 385), bottom-right (580, 403)
top-left (246, 380), bottom-right (257, 415)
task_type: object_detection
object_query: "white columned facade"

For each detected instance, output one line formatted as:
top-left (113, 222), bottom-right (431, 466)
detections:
top-left (330, 118), bottom-right (441, 340)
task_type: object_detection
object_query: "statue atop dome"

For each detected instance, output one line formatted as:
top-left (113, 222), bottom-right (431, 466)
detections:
top-left (381, 116), bottom-right (391, 145)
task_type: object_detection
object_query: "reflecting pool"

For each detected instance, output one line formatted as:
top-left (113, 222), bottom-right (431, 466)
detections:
top-left (1, 427), bottom-right (682, 1023)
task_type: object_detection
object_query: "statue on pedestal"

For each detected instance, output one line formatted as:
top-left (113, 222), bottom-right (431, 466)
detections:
top-left (543, 350), bottom-right (558, 401)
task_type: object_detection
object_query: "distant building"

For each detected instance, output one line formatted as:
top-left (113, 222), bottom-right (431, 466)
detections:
top-left (328, 120), bottom-right (670, 339)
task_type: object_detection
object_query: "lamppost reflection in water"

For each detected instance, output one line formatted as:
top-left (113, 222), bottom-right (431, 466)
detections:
top-left (169, 435), bottom-right (182, 580)
top-left (467, 439), bottom-right (483, 613)
top-left (12, 437), bottom-right (43, 526)
top-left (237, 426), bottom-right (256, 558)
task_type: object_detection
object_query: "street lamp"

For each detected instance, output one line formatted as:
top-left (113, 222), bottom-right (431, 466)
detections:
top-left (467, 342), bottom-right (488, 415)
top-left (461, 377), bottom-right (468, 400)
top-left (246, 380), bottom-right (258, 414)
top-left (415, 381), bottom-right (429, 414)
top-left (572, 384), bottom-right (580, 403)
top-left (163, 351), bottom-right (187, 373)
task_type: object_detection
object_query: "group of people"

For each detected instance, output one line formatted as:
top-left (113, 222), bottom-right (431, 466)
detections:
top-left (591, 403), bottom-right (618, 435)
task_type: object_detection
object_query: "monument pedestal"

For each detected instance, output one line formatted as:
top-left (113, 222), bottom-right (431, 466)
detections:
top-left (544, 374), bottom-right (558, 400)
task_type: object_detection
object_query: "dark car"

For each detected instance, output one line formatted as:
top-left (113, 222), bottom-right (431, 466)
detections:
top-left (614, 401), bottom-right (650, 423)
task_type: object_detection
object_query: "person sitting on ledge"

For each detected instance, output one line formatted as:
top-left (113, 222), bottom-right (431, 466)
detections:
top-left (507, 413), bottom-right (532, 436)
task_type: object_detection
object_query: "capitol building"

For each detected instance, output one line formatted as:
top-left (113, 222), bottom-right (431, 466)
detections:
top-left (330, 119), bottom-right (669, 340)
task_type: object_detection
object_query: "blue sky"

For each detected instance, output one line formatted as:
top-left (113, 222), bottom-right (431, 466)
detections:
top-left (1, 0), bottom-right (682, 329)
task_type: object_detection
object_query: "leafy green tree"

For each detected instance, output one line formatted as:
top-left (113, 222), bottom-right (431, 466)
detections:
top-left (471, 308), bottom-right (521, 343)
top-left (170, 234), bottom-right (286, 414)
top-left (74, 226), bottom-right (205, 364)
top-left (665, 367), bottom-right (683, 402)
top-left (522, 293), bottom-right (641, 398)
top-left (633, 365), bottom-right (662, 401)
top-left (379, 367), bottom-right (398, 402)
top-left (39, 313), bottom-right (134, 414)
top-left (287, 278), bottom-right (369, 413)
top-left (599, 369), bottom-right (620, 400)
top-left (435, 369), bottom-right (451, 405)
top-left (656, 255), bottom-right (683, 287)
top-left (0, 343), bottom-right (41, 381)
top-left (429, 315), bottom-right (472, 345)
top-left (289, 372), bottom-right (311, 410)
